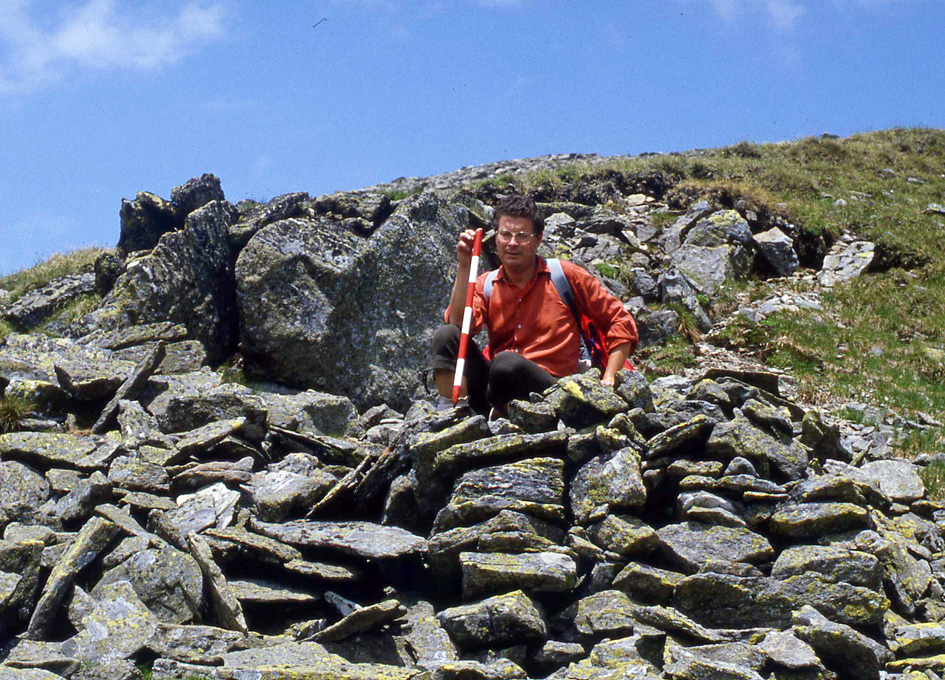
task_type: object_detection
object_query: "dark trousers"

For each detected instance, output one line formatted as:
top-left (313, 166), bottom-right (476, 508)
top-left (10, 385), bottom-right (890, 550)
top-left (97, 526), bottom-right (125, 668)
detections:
top-left (430, 324), bottom-right (557, 414)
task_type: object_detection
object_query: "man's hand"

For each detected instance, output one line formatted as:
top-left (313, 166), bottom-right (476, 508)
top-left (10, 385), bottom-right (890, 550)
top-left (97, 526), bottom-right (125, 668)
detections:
top-left (448, 229), bottom-right (481, 326)
top-left (601, 342), bottom-right (632, 387)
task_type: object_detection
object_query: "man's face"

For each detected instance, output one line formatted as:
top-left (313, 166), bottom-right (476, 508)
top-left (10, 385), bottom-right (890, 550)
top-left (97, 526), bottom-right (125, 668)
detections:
top-left (496, 215), bottom-right (541, 271)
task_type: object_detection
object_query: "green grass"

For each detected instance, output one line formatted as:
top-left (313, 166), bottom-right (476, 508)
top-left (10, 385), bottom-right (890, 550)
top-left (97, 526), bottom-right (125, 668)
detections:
top-left (0, 247), bottom-right (107, 302)
top-left (0, 393), bottom-right (35, 433)
top-left (501, 127), bottom-right (945, 427)
top-left (637, 337), bottom-right (698, 377)
top-left (919, 458), bottom-right (945, 500)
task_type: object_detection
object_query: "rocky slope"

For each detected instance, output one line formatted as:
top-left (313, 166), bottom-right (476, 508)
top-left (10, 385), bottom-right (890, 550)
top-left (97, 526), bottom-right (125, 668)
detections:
top-left (0, 148), bottom-right (944, 680)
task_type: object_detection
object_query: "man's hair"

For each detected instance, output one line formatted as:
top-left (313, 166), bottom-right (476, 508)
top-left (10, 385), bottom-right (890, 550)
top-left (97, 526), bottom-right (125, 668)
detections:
top-left (493, 195), bottom-right (544, 236)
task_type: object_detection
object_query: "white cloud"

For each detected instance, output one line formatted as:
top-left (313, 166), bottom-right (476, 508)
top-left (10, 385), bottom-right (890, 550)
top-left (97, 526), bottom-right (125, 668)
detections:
top-left (0, 0), bottom-right (227, 95)
top-left (709, 0), bottom-right (807, 31)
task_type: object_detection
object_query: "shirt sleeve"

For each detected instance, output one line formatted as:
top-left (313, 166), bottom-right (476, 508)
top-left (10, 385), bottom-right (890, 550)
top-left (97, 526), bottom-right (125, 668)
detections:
top-left (441, 271), bottom-right (490, 338)
top-left (563, 261), bottom-right (638, 354)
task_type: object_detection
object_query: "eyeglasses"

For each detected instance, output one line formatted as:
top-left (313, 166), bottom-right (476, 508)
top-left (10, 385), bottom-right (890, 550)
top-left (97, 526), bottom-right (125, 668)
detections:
top-left (497, 229), bottom-right (536, 243)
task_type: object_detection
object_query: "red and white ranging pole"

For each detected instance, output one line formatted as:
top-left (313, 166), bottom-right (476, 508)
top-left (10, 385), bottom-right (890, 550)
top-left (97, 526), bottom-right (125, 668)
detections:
top-left (452, 228), bottom-right (483, 406)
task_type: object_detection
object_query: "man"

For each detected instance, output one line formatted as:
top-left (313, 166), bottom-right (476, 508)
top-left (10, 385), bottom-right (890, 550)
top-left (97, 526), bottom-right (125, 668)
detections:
top-left (431, 194), bottom-right (638, 414)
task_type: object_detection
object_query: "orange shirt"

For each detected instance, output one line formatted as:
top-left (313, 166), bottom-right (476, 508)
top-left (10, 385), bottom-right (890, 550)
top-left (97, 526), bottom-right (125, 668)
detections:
top-left (447, 257), bottom-right (638, 378)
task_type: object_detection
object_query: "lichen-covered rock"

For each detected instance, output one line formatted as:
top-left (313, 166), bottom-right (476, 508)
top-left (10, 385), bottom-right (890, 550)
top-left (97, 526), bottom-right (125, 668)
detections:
top-left (460, 551), bottom-right (578, 598)
top-left (0, 432), bottom-right (121, 471)
top-left (587, 514), bottom-right (657, 558)
top-left (555, 589), bottom-right (636, 639)
top-left (94, 547), bottom-right (204, 624)
top-left (437, 590), bottom-right (547, 650)
top-left (117, 191), bottom-right (182, 256)
top-left (252, 519), bottom-right (427, 560)
top-left (0, 540), bottom-right (44, 636)
top-left (771, 545), bottom-right (882, 591)
top-left (90, 200), bottom-right (239, 363)
top-left (1, 274), bottom-right (97, 331)
top-left (545, 371), bottom-right (629, 429)
top-left (246, 468), bottom-right (336, 522)
top-left (236, 193), bottom-right (466, 410)
top-left (768, 502), bottom-right (871, 538)
top-left (793, 604), bottom-right (892, 680)
top-left (612, 562), bottom-right (685, 604)
top-left (258, 388), bottom-right (362, 438)
top-left (172, 173), bottom-right (226, 216)
top-left (656, 521), bottom-right (774, 573)
top-left (753, 226), bottom-right (799, 277)
top-left (817, 240), bottom-right (875, 287)
top-left (570, 447), bottom-right (645, 524)
top-left (706, 415), bottom-right (807, 480)
top-left (0, 461), bottom-right (51, 517)
top-left (61, 580), bottom-right (158, 663)
top-left (853, 459), bottom-right (925, 502)
top-left (434, 457), bottom-right (566, 531)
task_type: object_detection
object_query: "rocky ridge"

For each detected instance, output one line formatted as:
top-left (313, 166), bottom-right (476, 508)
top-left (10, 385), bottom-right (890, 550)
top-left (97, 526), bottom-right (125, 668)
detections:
top-left (0, 159), bottom-right (943, 680)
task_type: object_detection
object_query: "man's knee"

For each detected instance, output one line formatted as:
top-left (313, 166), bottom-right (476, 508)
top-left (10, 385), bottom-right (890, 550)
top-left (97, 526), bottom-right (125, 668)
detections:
top-left (432, 324), bottom-right (460, 353)
top-left (489, 351), bottom-right (529, 380)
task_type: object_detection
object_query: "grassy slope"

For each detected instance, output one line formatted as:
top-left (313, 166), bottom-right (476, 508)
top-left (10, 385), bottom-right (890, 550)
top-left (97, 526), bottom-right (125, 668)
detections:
top-left (507, 128), bottom-right (945, 455)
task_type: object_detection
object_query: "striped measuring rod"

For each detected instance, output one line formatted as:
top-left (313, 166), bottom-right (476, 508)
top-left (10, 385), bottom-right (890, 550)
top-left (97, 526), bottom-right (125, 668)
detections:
top-left (452, 228), bottom-right (483, 405)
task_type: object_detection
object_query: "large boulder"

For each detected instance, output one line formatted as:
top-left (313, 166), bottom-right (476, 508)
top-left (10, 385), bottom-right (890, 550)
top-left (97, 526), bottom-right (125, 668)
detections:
top-left (88, 201), bottom-right (239, 363)
top-left (235, 193), bottom-right (466, 410)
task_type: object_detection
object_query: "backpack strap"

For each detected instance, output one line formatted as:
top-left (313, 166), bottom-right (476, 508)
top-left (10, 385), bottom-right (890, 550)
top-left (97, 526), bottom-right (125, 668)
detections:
top-left (546, 258), bottom-right (579, 321)
top-left (483, 269), bottom-right (499, 301)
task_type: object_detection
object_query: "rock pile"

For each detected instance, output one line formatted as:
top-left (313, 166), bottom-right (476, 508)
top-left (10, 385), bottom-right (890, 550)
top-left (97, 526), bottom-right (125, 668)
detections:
top-left (2, 334), bottom-right (945, 679)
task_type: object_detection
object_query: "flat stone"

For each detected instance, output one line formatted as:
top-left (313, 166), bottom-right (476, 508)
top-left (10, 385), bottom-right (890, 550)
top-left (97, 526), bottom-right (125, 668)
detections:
top-left (656, 521), bottom-right (774, 573)
top-left (312, 598), bottom-right (406, 642)
top-left (854, 459), bottom-right (925, 502)
top-left (164, 482), bottom-right (241, 536)
top-left (94, 546), bottom-right (204, 624)
top-left (60, 580), bottom-right (158, 662)
top-left (175, 418), bottom-right (248, 457)
top-left (546, 372), bottom-right (629, 429)
top-left (757, 630), bottom-right (820, 669)
top-left (187, 533), bottom-right (248, 633)
top-left (437, 590), bottom-right (547, 650)
top-left (557, 589), bottom-right (636, 638)
top-left (252, 519), bottom-right (427, 560)
top-left (431, 430), bottom-right (568, 478)
top-left (663, 639), bottom-right (763, 680)
top-left (793, 604), bottom-right (892, 680)
top-left (460, 551), bottom-right (578, 598)
top-left (247, 468), bottom-right (337, 522)
top-left (771, 544), bottom-right (882, 590)
top-left (147, 623), bottom-right (253, 665)
top-left (229, 578), bottom-right (320, 605)
top-left (107, 455), bottom-right (170, 493)
top-left (633, 605), bottom-right (728, 643)
top-left (91, 341), bottom-right (165, 434)
top-left (895, 622), bottom-right (945, 656)
top-left (0, 432), bottom-right (121, 471)
top-left (587, 514), bottom-right (658, 557)
top-left (768, 502), bottom-right (870, 538)
top-left (645, 415), bottom-right (714, 459)
top-left (395, 598), bottom-right (458, 672)
top-left (434, 457), bottom-right (566, 531)
top-left (0, 461), bottom-right (51, 514)
top-left (0, 639), bottom-right (79, 676)
top-left (612, 562), bottom-right (685, 604)
top-left (26, 516), bottom-right (119, 639)
top-left (283, 559), bottom-right (361, 582)
top-left (570, 447), bottom-right (646, 524)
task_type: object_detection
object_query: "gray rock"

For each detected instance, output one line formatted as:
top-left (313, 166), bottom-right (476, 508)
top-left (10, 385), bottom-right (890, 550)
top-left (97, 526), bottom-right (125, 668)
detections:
top-left (431, 659), bottom-right (527, 680)
top-left (615, 369), bottom-right (654, 412)
top-left (0, 460), bottom-right (51, 516)
top-left (258, 388), bottom-right (362, 438)
top-left (817, 240), bottom-right (875, 287)
top-left (460, 551), bottom-right (578, 598)
top-left (612, 562), bottom-right (685, 604)
top-left (186, 533), bottom-right (248, 633)
top-left (0, 540), bottom-right (44, 635)
top-left (1, 273), bottom-right (97, 330)
top-left (230, 192), bottom-right (311, 250)
top-left (545, 372), bottom-right (629, 429)
top-left (313, 598), bottom-right (406, 643)
top-left (437, 590), bottom-right (547, 650)
top-left (143, 373), bottom-right (267, 439)
top-left (757, 630), bottom-right (821, 669)
top-left (673, 572), bottom-right (887, 629)
top-left (587, 514), bottom-right (658, 557)
top-left (91, 340), bottom-right (165, 434)
top-left (147, 622), bottom-right (252, 664)
top-left (236, 193), bottom-right (466, 410)
top-left (117, 191), bottom-right (182, 256)
top-left (53, 471), bottom-right (111, 523)
top-left (0, 432), bottom-right (121, 471)
top-left (61, 580), bottom-right (158, 663)
top-left (0, 639), bottom-right (80, 676)
top-left (771, 545), bottom-right (882, 590)
top-left (706, 416), bottom-right (808, 480)
top-left (116, 399), bottom-right (175, 451)
top-left (228, 578), bottom-right (319, 606)
top-left (663, 639), bottom-right (764, 680)
top-left (252, 518), bottom-right (427, 560)
top-left (26, 516), bottom-right (119, 639)
top-left (645, 414), bottom-right (715, 459)
top-left (570, 447), bottom-right (645, 524)
top-left (637, 308), bottom-right (681, 348)
top-left (768, 502), bottom-right (870, 538)
top-left (90, 200), bottom-right (239, 363)
top-left (94, 547), bottom-right (204, 623)
top-left (172, 173), bottom-right (226, 216)
top-left (435, 457), bottom-right (566, 531)
top-left (671, 243), bottom-right (751, 296)
top-left (793, 604), bottom-right (893, 680)
top-left (853, 459), bottom-right (925, 502)
top-left (107, 455), bottom-right (170, 493)
top-left (752, 226), bottom-right (799, 277)
top-left (556, 589), bottom-right (636, 639)
top-left (395, 599), bottom-right (459, 672)
top-left (246, 468), bottom-right (336, 522)
top-left (656, 522), bottom-right (774, 573)
top-left (548, 635), bottom-right (661, 679)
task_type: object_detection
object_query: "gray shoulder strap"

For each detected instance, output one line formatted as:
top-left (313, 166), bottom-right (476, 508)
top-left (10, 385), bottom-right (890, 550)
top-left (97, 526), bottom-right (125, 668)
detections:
top-left (547, 258), bottom-right (578, 318)
top-left (483, 269), bottom-right (499, 301)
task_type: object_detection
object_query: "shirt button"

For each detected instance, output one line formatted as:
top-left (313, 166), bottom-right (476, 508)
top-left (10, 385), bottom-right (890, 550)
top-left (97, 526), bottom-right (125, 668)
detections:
top-left (517, 324), bottom-right (522, 329)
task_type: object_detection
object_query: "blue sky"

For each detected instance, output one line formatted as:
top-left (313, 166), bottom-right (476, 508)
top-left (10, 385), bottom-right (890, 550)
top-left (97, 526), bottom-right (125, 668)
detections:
top-left (1, 0), bottom-right (943, 276)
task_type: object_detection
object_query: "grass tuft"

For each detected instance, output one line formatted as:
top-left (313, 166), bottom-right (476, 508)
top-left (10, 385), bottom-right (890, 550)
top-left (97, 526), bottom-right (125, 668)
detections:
top-left (0, 247), bottom-right (107, 302)
top-left (0, 393), bottom-right (35, 433)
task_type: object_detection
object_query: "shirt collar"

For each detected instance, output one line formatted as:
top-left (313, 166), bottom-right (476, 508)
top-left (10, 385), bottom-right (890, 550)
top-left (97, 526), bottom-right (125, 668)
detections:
top-left (493, 256), bottom-right (549, 283)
